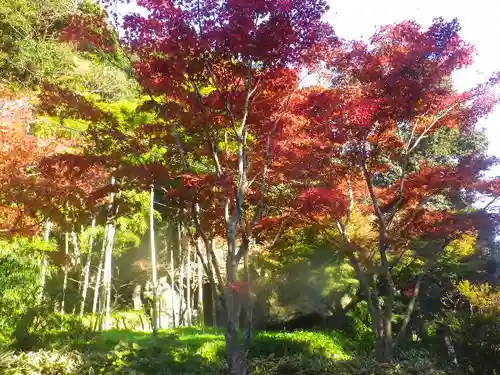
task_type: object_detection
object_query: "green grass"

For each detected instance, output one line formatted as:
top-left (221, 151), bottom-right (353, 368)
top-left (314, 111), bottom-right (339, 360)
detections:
top-left (87, 327), bottom-right (352, 362)
top-left (0, 327), bottom-right (454, 375)
top-left (253, 331), bottom-right (352, 360)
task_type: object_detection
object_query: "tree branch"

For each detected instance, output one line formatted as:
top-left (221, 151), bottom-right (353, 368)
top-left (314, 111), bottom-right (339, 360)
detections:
top-left (394, 275), bottom-right (422, 346)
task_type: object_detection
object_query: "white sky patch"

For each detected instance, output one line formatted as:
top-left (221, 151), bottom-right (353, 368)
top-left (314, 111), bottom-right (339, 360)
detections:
top-left (325, 0), bottom-right (500, 174)
top-left (117, 0), bottom-right (500, 174)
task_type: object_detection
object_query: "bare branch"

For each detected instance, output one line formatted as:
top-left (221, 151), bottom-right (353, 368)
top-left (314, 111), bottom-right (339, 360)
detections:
top-left (407, 102), bottom-right (459, 154)
top-left (483, 196), bottom-right (499, 211)
top-left (394, 275), bottom-right (422, 346)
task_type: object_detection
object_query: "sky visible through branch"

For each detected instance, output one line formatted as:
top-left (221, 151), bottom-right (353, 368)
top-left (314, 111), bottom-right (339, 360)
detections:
top-left (323, 0), bottom-right (500, 175)
top-left (118, 0), bottom-right (499, 174)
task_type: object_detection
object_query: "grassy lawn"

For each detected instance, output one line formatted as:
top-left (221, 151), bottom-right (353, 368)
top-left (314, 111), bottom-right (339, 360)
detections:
top-left (90, 327), bottom-right (353, 361)
top-left (0, 327), bottom-right (452, 375)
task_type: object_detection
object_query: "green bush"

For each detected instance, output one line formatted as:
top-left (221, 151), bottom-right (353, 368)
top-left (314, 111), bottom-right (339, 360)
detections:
top-left (0, 240), bottom-right (46, 346)
top-left (0, 350), bottom-right (84, 375)
top-left (345, 301), bottom-right (375, 353)
top-left (450, 281), bottom-right (500, 374)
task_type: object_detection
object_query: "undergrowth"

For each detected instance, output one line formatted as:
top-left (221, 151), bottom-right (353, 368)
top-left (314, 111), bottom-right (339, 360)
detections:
top-left (0, 327), bottom-right (457, 375)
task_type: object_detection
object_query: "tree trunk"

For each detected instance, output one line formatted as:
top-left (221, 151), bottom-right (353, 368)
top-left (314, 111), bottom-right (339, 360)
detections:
top-left (102, 223), bottom-right (116, 330)
top-left (73, 229), bottom-right (84, 315)
top-left (225, 260), bottom-right (251, 375)
top-left (207, 241), bottom-right (217, 328)
top-left (226, 327), bottom-right (249, 375)
top-left (132, 284), bottom-right (143, 311)
top-left (170, 234), bottom-right (176, 328)
top-left (179, 241), bottom-right (185, 326)
top-left (92, 224), bottom-right (107, 317)
top-left (186, 241), bottom-right (192, 326)
top-left (72, 231), bottom-right (82, 265)
top-left (39, 220), bottom-right (51, 303)
top-left (150, 185), bottom-right (159, 335)
top-left (394, 276), bottom-right (422, 347)
top-left (99, 175), bottom-right (118, 331)
top-left (224, 219), bottom-right (254, 375)
top-left (61, 232), bottom-right (69, 318)
top-left (361, 157), bottom-right (395, 362)
top-left (197, 251), bottom-right (204, 326)
top-left (80, 217), bottom-right (96, 317)
top-left (374, 319), bottom-right (393, 362)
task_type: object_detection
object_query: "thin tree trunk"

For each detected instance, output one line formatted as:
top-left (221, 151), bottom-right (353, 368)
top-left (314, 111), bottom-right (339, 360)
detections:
top-left (80, 217), bottom-right (96, 317)
top-left (394, 276), bottom-right (423, 346)
top-left (73, 230), bottom-right (82, 315)
top-left (381, 258), bottom-right (394, 361)
top-left (186, 241), bottom-right (192, 326)
top-left (170, 233), bottom-right (176, 328)
top-left (39, 220), bottom-right (51, 303)
top-left (100, 175), bottom-right (118, 331)
top-left (72, 231), bottom-right (82, 265)
top-left (150, 185), bottom-right (159, 335)
top-left (243, 252), bottom-right (253, 350)
top-left (103, 223), bottom-right (116, 330)
top-left (207, 240), bottom-right (217, 328)
top-left (225, 259), bottom-right (249, 375)
top-left (61, 232), bottom-right (69, 318)
top-left (92, 225), bottom-right (107, 316)
top-left (178, 230), bottom-right (185, 326)
top-left (197, 251), bottom-right (204, 326)
top-left (361, 155), bottom-right (395, 362)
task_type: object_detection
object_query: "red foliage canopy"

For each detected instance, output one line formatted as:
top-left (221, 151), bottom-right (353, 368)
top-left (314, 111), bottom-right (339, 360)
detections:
top-left (56, 6), bottom-right (499, 250)
top-left (275, 18), bottom-right (500, 247)
top-left (0, 87), bottom-right (109, 236)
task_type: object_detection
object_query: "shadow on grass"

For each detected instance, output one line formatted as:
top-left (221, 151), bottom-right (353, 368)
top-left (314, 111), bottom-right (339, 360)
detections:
top-left (6, 327), bottom-right (455, 375)
top-left (39, 327), bottom-right (356, 374)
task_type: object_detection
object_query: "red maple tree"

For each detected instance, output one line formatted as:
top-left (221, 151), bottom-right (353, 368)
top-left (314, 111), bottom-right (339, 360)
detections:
top-left (0, 84), bottom-right (110, 238)
top-left (282, 18), bottom-right (500, 360)
top-left (57, 1), bottom-right (337, 373)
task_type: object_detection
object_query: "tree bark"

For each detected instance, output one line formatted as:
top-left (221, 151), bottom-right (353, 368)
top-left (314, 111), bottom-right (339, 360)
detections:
top-left (170, 229), bottom-right (176, 328)
top-left (61, 232), bottom-right (69, 318)
top-left (225, 263), bottom-right (250, 375)
top-left (381, 270), bottom-right (394, 361)
top-left (72, 231), bottom-right (82, 265)
top-left (207, 240), bottom-right (217, 328)
top-left (394, 276), bottom-right (423, 346)
top-left (197, 251), bottom-right (204, 326)
top-left (186, 240), bottom-right (192, 326)
top-left (361, 154), bottom-right (395, 362)
top-left (73, 229), bottom-right (84, 315)
top-left (178, 229), bottom-right (185, 326)
top-left (92, 224), bottom-right (107, 317)
top-left (102, 223), bottom-right (116, 330)
top-left (100, 175), bottom-right (118, 331)
top-left (39, 219), bottom-right (51, 303)
top-left (80, 217), bottom-right (96, 317)
top-left (150, 185), bottom-right (159, 335)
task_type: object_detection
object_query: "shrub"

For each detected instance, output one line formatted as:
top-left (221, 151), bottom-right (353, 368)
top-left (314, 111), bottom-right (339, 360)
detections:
top-left (451, 281), bottom-right (500, 374)
top-left (0, 350), bottom-right (85, 375)
top-left (250, 354), bottom-right (455, 375)
top-left (0, 239), bottom-right (49, 346)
